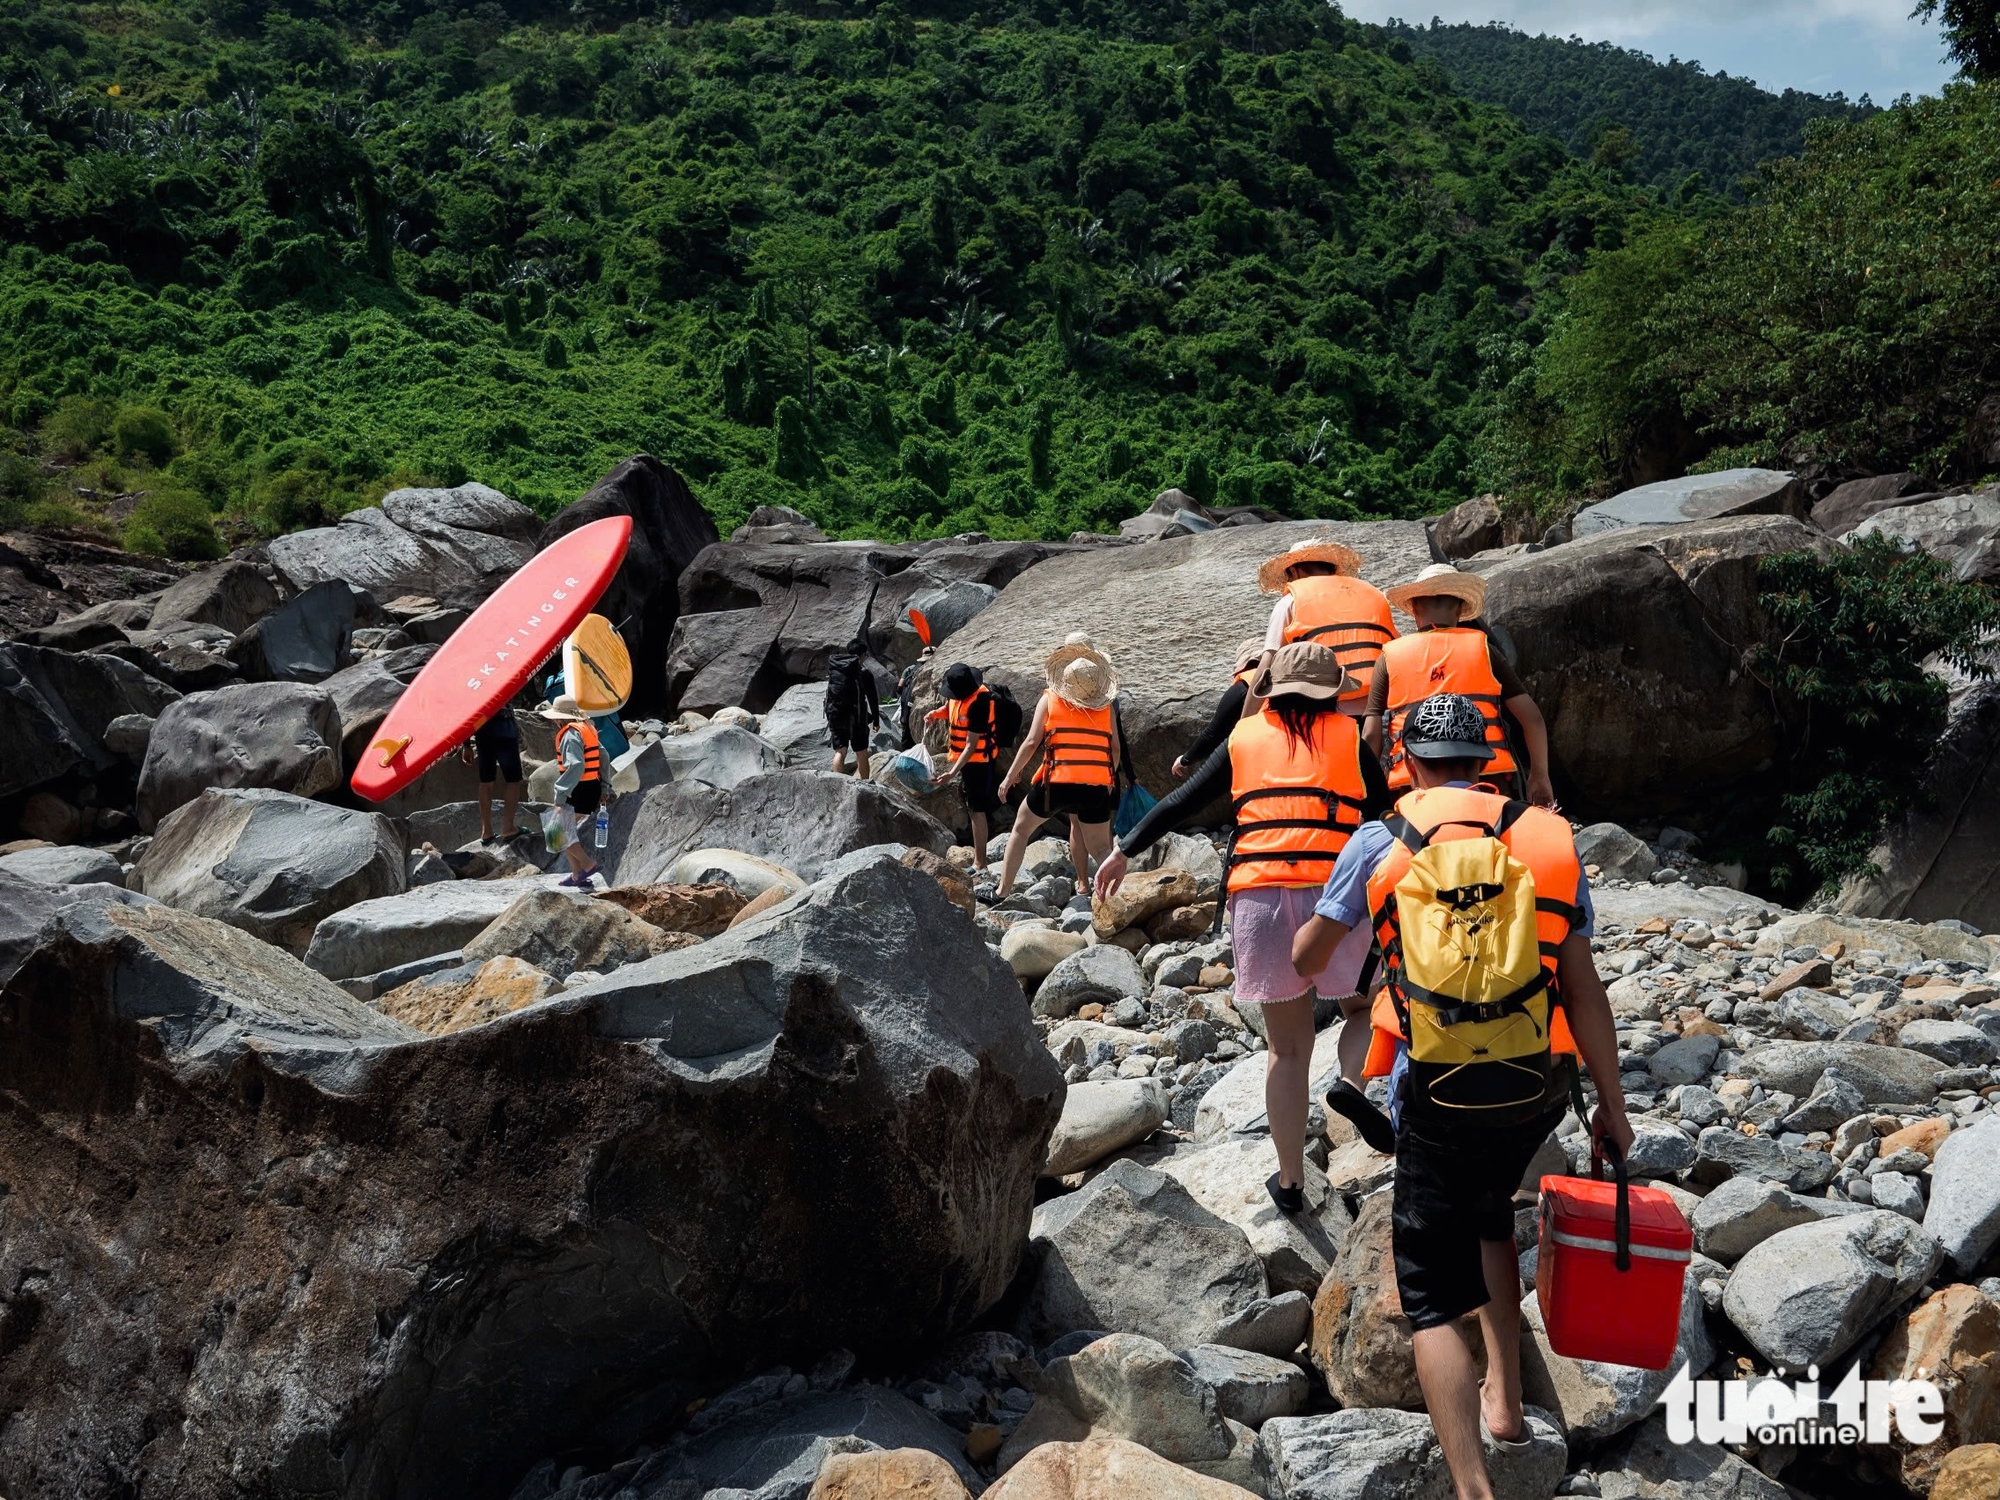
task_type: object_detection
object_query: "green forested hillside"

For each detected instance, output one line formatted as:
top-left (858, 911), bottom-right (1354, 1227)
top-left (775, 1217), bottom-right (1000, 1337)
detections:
top-left (0, 0), bottom-right (1646, 553)
top-left (1386, 19), bottom-right (1873, 194)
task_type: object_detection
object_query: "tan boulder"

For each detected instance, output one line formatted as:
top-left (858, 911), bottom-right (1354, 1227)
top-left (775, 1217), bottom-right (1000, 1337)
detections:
top-left (728, 883), bottom-right (795, 928)
top-left (594, 881), bottom-right (745, 935)
top-left (1147, 904), bottom-right (1218, 942)
top-left (1868, 1284), bottom-right (2000, 1495)
top-left (463, 888), bottom-right (688, 979)
top-left (809, 1447), bottom-right (973, 1500)
top-left (378, 955), bottom-right (560, 1034)
top-left (1879, 1116), bottom-right (1952, 1161)
top-left (1093, 868), bottom-right (1199, 937)
top-left (985, 1438), bottom-right (1261, 1499)
top-left (1003, 925), bottom-right (1088, 979)
top-left (1310, 1192), bottom-right (1478, 1409)
top-left (902, 846), bottom-right (975, 915)
top-left (1932, 1444), bottom-right (1999, 1500)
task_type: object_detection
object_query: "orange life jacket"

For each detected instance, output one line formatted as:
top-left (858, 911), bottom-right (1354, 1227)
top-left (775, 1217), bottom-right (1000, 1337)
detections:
top-left (1036, 692), bottom-right (1116, 788)
top-left (559, 719), bottom-right (603, 782)
top-left (1380, 627), bottom-right (1517, 787)
top-left (1225, 708), bottom-right (1369, 895)
top-left (1361, 785), bottom-right (1581, 1079)
top-left (1285, 575), bottom-right (1395, 701)
top-left (947, 687), bottom-right (996, 765)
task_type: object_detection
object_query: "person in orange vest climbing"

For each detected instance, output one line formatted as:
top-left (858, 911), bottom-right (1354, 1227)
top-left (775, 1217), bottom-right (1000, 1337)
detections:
top-left (1171, 636), bottom-right (1265, 777)
top-left (1252, 537), bottom-right (1396, 717)
top-left (994, 643), bottom-right (1121, 897)
top-left (541, 694), bottom-right (606, 888)
top-left (1290, 693), bottom-right (1630, 1500)
top-left (927, 663), bottom-right (1003, 880)
top-left (1367, 563), bottom-right (1555, 807)
top-left (1096, 643), bottom-right (1391, 1217)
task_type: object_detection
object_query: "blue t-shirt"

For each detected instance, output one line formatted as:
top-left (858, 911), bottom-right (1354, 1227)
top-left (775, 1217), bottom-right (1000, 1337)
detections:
top-left (1313, 785), bottom-right (1594, 1126)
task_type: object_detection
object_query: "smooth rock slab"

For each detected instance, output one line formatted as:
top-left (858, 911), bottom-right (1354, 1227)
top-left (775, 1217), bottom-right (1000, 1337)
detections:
top-left (1004, 925), bottom-right (1088, 981)
top-left (984, 1438), bottom-right (1263, 1500)
top-left (461, 887), bottom-right (686, 981)
top-left (1897, 1017), bottom-right (1996, 1067)
top-left (1737, 1041), bottom-right (1939, 1105)
top-left (1043, 1079), bottom-right (1170, 1177)
top-left (303, 877), bottom-right (545, 979)
top-left (1924, 1113), bottom-right (2000, 1271)
top-left (0, 844), bottom-right (124, 887)
top-left (1593, 1413), bottom-right (1790, 1499)
top-left (1020, 1159), bottom-right (1268, 1351)
top-left (134, 680), bottom-right (342, 831)
top-left (1261, 1406), bottom-right (1565, 1500)
top-left (1178, 1344), bottom-right (1308, 1427)
top-left (1154, 1136), bottom-right (1352, 1296)
top-left (1691, 1175), bottom-right (1867, 1264)
top-left (1722, 1211), bottom-right (1944, 1367)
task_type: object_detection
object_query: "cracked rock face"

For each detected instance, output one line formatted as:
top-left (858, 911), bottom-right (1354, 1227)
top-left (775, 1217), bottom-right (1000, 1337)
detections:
top-left (0, 861), bottom-right (1062, 1500)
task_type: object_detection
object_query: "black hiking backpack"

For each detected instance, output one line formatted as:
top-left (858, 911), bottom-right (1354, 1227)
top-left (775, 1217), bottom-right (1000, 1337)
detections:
top-left (986, 680), bottom-right (1024, 748)
top-left (825, 651), bottom-right (865, 724)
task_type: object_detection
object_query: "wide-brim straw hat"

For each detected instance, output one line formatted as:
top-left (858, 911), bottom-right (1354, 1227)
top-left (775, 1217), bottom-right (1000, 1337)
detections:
top-left (538, 693), bottom-right (588, 721)
top-left (1044, 643), bottom-right (1119, 710)
top-left (1385, 563), bottom-right (1487, 620)
top-left (1232, 636), bottom-right (1266, 676)
top-left (1257, 537), bottom-right (1364, 595)
top-left (1249, 641), bottom-right (1361, 702)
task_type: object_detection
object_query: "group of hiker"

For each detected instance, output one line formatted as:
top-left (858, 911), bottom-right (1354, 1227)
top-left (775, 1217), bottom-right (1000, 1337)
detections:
top-left (916, 537), bottom-right (1631, 1500)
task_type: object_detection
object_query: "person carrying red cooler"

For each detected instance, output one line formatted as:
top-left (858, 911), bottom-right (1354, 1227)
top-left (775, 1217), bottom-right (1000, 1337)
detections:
top-left (1291, 693), bottom-right (1631, 1500)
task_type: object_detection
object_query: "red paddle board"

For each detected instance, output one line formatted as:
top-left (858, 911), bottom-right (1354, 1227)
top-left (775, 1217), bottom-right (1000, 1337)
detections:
top-left (350, 516), bottom-right (633, 801)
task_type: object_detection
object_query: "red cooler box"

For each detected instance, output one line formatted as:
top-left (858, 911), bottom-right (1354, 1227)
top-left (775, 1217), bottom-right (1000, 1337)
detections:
top-left (1537, 1146), bottom-right (1693, 1371)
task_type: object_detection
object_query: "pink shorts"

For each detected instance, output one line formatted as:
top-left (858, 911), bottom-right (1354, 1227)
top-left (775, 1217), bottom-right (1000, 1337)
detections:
top-left (1227, 885), bottom-right (1372, 1007)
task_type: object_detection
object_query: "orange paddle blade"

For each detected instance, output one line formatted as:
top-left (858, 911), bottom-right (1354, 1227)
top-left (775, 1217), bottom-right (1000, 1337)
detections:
top-left (909, 608), bottom-right (932, 647)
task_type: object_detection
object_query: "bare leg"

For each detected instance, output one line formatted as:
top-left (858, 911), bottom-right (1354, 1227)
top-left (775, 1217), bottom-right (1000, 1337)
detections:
top-left (1337, 991), bottom-right (1372, 1088)
top-left (970, 810), bottom-right (990, 874)
top-left (1067, 816), bottom-right (1086, 885)
top-left (477, 780), bottom-right (496, 841)
top-left (830, 749), bottom-right (848, 775)
top-left (856, 747), bottom-right (871, 780)
top-left (1414, 1323), bottom-right (1497, 1500)
top-left (501, 778), bottom-right (521, 837)
top-left (998, 803), bottom-right (1048, 896)
top-left (1260, 992), bottom-right (1318, 1190)
top-left (1477, 1238), bottom-right (1527, 1442)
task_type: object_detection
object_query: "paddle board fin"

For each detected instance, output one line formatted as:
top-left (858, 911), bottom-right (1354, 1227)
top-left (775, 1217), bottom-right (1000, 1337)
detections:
top-left (373, 735), bottom-right (412, 767)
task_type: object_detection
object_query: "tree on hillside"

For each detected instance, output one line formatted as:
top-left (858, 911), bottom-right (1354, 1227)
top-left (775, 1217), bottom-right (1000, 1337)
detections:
top-left (1914, 0), bottom-right (2000, 79)
top-left (749, 226), bottom-right (845, 410)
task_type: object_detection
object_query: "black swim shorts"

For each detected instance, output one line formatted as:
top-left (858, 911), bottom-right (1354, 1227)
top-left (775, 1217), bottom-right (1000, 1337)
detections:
top-left (1024, 780), bottom-right (1113, 825)
top-left (960, 762), bottom-right (1002, 815)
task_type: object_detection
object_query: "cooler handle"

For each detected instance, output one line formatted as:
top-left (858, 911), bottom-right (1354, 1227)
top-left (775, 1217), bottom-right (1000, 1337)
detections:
top-left (1589, 1133), bottom-right (1633, 1273)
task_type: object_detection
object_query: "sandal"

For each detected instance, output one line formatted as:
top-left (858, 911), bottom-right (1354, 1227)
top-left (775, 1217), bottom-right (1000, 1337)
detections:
top-left (1265, 1173), bottom-right (1305, 1216)
top-left (1479, 1382), bottom-right (1532, 1450)
top-left (1324, 1079), bottom-right (1397, 1155)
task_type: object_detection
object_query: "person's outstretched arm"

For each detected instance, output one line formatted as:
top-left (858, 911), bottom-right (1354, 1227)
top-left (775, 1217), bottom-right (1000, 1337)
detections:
top-left (1094, 741), bottom-right (1230, 900)
top-left (1176, 679), bottom-right (1248, 775)
top-left (997, 696), bottom-right (1049, 801)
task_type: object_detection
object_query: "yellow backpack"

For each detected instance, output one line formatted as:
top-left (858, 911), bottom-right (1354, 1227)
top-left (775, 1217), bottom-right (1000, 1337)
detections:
top-left (1385, 809), bottom-right (1554, 1118)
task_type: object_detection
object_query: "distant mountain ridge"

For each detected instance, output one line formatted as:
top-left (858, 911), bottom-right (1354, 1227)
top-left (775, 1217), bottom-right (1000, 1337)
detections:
top-left (1384, 19), bottom-right (1876, 192)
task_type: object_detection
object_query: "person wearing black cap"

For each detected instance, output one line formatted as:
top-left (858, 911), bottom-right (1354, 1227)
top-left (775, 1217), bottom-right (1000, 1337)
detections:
top-left (928, 662), bottom-right (1002, 878)
top-left (1290, 693), bottom-right (1630, 1500)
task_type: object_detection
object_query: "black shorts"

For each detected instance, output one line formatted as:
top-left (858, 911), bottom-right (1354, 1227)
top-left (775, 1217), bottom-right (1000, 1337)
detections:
top-left (1391, 1105), bottom-right (1566, 1331)
top-left (827, 716), bottom-right (871, 753)
top-left (1024, 780), bottom-right (1113, 825)
top-left (566, 779), bottom-right (602, 817)
top-left (474, 736), bottom-right (523, 784)
top-left (960, 761), bottom-right (1001, 815)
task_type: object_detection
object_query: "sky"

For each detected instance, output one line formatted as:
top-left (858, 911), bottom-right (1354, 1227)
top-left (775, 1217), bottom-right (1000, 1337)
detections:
top-left (1339, 1), bottom-right (1958, 102)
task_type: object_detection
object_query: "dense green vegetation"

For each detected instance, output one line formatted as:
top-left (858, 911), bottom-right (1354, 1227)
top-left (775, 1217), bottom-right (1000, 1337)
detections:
top-left (1385, 19), bottom-right (1873, 195)
top-left (0, 0), bottom-right (1654, 550)
top-left (1477, 81), bottom-right (2000, 504)
top-left (1755, 535), bottom-right (2000, 896)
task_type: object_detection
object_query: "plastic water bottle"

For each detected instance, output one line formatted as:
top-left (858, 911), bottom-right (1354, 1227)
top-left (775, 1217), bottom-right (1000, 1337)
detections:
top-left (594, 804), bottom-right (609, 849)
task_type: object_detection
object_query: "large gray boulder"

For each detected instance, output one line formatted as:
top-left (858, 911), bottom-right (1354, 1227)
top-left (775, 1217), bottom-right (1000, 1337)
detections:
top-left (0, 844), bottom-right (125, 887)
top-left (227, 579), bottom-right (357, 684)
top-left (1809, 472), bottom-right (1935, 537)
top-left (0, 860), bottom-right (1059, 1500)
top-left (540, 456), bottom-right (721, 716)
top-left (1019, 1158), bottom-right (1269, 1351)
top-left (1262, 1407), bottom-right (1565, 1500)
top-left (1923, 1113), bottom-right (2000, 1272)
top-left (1691, 1175), bottom-right (1867, 1263)
top-left (1044, 1078), bottom-right (1171, 1177)
top-left (1481, 516), bottom-right (1834, 821)
top-left (608, 770), bottom-right (952, 885)
top-left (0, 868), bottom-right (155, 984)
top-left (266, 482), bottom-right (539, 608)
top-left (0, 643), bottom-right (180, 800)
top-left (1155, 1136), bottom-right (1352, 1298)
top-left (132, 789), bottom-right (406, 955)
top-left (670, 534), bottom-right (1067, 714)
top-left (1033, 943), bottom-right (1148, 1020)
top-left (1851, 486), bottom-right (2000, 582)
top-left (758, 681), bottom-right (837, 766)
top-left (1721, 1211), bottom-right (1943, 1367)
top-left (1594, 1414), bottom-right (1791, 1499)
top-left (659, 722), bottom-right (787, 787)
top-left (148, 560), bottom-right (281, 637)
top-left (1835, 680), bottom-right (2000, 932)
top-left (303, 876), bottom-right (545, 979)
top-left (915, 520), bottom-right (1429, 800)
top-left (134, 681), bottom-right (344, 831)
top-left (1571, 468), bottom-right (1807, 537)
top-left (1736, 1040), bottom-right (1940, 1104)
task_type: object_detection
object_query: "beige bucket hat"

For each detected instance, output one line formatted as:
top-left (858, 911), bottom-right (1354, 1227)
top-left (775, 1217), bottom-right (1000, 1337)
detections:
top-left (1385, 563), bottom-right (1487, 621)
top-left (1256, 537), bottom-right (1364, 595)
top-left (538, 694), bottom-right (589, 721)
top-left (1044, 643), bottom-right (1119, 710)
top-left (1232, 636), bottom-right (1266, 676)
top-left (1249, 641), bottom-right (1360, 701)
